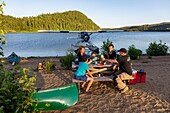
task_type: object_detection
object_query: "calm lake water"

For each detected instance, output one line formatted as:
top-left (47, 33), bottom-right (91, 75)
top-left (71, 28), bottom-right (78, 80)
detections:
top-left (2, 32), bottom-right (170, 57)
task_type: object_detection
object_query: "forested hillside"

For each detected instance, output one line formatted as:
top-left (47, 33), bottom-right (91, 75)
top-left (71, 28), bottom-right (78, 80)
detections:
top-left (0, 10), bottom-right (100, 32)
top-left (118, 22), bottom-right (170, 31)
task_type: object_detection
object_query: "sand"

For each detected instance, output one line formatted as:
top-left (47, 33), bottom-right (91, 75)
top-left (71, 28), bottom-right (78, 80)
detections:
top-left (2, 56), bottom-right (170, 113)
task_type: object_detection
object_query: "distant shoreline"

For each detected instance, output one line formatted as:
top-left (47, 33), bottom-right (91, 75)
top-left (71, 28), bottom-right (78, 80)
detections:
top-left (1, 54), bottom-right (170, 59)
top-left (6, 30), bottom-right (170, 34)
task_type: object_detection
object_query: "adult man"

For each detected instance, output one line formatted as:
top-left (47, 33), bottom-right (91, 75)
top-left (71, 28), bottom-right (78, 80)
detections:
top-left (114, 48), bottom-right (133, 93)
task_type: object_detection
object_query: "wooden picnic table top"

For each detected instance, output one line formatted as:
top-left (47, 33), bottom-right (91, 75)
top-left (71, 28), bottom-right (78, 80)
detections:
top-left (72, 62), bottom-right (113, 75)
top-left (72, 62), bottom-right (112, 68)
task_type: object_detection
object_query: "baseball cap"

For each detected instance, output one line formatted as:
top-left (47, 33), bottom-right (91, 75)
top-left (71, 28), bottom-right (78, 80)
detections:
top-left (117, 48), bottom-right (127, 53)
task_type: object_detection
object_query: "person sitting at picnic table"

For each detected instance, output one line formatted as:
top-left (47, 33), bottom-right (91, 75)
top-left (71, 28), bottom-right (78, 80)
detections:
top-left (74, 56), bottom-right (94, 94)
top-left (113, 48), bottom-right (134, 93)
top-left (103, 44), bottom-right (117, 63)
top-left (76, 46), bottom-right (85, 62)
top-left (90, 51), bottom-right (98, 64)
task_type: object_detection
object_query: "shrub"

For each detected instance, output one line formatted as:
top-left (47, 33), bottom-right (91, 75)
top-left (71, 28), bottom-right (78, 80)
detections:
top-left (43, 59), bottom-right (56, 73)
top-left (0, 2), bottom-right (6, 57)
top-left (128, 44), bottom-right (142, 60)
top-left (60, 52), bottom-right (76, 69)
top-left (3, 61), bottom-right (8, 65)
top-left (0, 68), bottom-right (38, 113)
top-left (146, 40), bottom-right (169, 56)
top-left (14, 64), bottom-right (21, 70)
top-left (0, 3), bottom-right (39, 112)
top-left (101, 38), bottom-right (113, 54)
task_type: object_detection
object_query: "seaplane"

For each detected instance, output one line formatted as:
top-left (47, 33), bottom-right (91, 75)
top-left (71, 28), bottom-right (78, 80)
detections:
top-left (68, 30), bottom-right (124, 55)
top-left (38, 29), bottom-right (124, 55)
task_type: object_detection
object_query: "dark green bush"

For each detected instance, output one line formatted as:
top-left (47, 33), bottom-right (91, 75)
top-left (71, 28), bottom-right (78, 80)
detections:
top-left (146, 40), bottom-right (169, 56)
top-left (0, 68), bottom-right (38, 113)
top-left (0, 3), bottom-right (39, 112)
top-left (43, 59), bottom-right (56, 73)
top-left (60, 52), bottom-right (76, 69)
top-left (128, 44), bottom-right (142, 60)
top-left (14, 64), bottom-right (21, 70)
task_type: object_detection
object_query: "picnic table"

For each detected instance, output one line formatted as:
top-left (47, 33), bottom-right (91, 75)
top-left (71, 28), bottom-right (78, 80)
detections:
top-left (72, 62), bottom-right (137, 93)
top-left (72, 62), bottom-right (113, 75)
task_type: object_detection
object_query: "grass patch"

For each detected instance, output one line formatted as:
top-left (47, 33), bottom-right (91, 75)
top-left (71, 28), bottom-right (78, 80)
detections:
top-left (3, 61), bottom-right (8, 65)
top-left (14, 64), bottom-right (21, 70)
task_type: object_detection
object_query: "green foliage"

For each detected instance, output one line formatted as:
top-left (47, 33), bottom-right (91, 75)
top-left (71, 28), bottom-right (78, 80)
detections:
top-left (101, 38), bottom-right (113, 54)
top-left (3, 61), bottom-right (8, 65)
top-left (0, 68), bottom-right (38, 113)
top-left (0, 3), bottom-right (39, 112)
top-left (119, 22), bottom-right (170, 31)
top-left (14, 64), bottom-right (21, 70)
top-left (43, 59), bottom-right (56, 73)
top-left (0, 11), bottom-right (100, 32)
top-left (146, 40), bottom-right (169, 56)
top-left (0, 1), bottom-right (6, 14)
top-left (60, 52), bottom-right (76, 69)
top-left (0, 2), bottom-right (6, 56)
top-left (128, 44), bottom-right (142, 60)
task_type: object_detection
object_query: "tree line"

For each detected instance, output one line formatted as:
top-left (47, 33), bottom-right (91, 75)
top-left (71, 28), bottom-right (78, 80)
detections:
top-left (0, 10), bottom-right (100, 33)
top-left (102, 22), bottom-right (170, 31)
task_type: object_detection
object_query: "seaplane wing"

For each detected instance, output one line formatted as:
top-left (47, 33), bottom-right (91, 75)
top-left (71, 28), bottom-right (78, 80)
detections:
top-left (38, 29), bottom-right (123, 41)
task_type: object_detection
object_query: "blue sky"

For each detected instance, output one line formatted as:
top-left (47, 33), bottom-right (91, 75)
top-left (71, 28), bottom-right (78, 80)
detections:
top-left (2, 0), bottom-right (170, 28)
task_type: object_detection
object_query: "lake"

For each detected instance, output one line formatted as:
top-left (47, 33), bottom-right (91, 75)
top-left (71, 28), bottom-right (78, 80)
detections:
top-left (2, 32), bottom-right (170, 57)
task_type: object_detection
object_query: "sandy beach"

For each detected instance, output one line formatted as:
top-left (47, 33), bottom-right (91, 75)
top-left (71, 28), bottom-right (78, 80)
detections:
top-left (3, 55), bottom-right (170, 113)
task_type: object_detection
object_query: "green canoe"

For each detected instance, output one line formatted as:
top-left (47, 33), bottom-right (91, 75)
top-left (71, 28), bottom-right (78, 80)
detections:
top-left (32, 83), bottom-right (78, 111)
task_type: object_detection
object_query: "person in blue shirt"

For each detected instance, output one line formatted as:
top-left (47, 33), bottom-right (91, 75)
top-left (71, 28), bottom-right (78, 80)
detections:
top-left (74, 56), bottom-right (94, 94)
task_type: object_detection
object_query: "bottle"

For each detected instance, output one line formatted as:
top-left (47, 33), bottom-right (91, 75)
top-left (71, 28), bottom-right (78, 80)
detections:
top-left (101, 54), bottom-right (104, 58)
top-left (75, 57), bottom-right (79, 65)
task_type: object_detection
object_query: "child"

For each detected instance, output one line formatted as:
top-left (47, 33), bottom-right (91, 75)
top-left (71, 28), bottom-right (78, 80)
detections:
top-left (37, 63), bottom-right (43, 70)
top-left (91, 51), bottom-right (98, 64)
top-left (74, 56), bottom-right (94, 94)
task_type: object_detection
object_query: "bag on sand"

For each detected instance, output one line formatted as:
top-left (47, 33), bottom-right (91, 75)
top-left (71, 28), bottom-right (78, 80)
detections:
top-left (136, 70), bottom-right (146, 83)
top-left (128, 69), bottom-right (146, 84)
top-left (128, 72), bottom-right (137, 85)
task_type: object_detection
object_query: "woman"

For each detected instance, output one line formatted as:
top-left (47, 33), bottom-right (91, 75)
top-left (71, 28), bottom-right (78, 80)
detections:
top-left (77, 46), bottom-right (85, 62)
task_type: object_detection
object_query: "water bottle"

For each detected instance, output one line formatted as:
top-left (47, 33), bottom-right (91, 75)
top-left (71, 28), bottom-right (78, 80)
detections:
top-left (75, 57), bottom-right (79, 65)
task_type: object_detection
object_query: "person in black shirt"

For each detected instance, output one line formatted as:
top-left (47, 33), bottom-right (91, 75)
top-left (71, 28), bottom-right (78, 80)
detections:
top-left (103, 44), bottom-right (117, 63)
top-left (113, 48), bottom-right (134, 93)
top-left (76, 46), bottom-right (85, 62)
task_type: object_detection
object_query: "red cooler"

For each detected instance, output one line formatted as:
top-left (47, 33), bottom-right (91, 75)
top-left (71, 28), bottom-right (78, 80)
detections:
top-left (128, 72), bottom-right (137, 85)
top-left (136, 72), bottom-right (146, 83)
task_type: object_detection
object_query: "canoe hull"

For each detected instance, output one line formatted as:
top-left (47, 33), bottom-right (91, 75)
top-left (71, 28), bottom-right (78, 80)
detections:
top-left (32, 83), bottom-right (78, 111)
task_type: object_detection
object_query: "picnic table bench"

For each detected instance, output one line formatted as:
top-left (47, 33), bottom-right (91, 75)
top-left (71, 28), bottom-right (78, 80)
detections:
top-left (72, 75), bottom-right (114, 92)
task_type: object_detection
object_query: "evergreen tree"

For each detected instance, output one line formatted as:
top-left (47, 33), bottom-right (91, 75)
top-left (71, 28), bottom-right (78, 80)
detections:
top-left (0, 10), bottom-right (100, 32)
